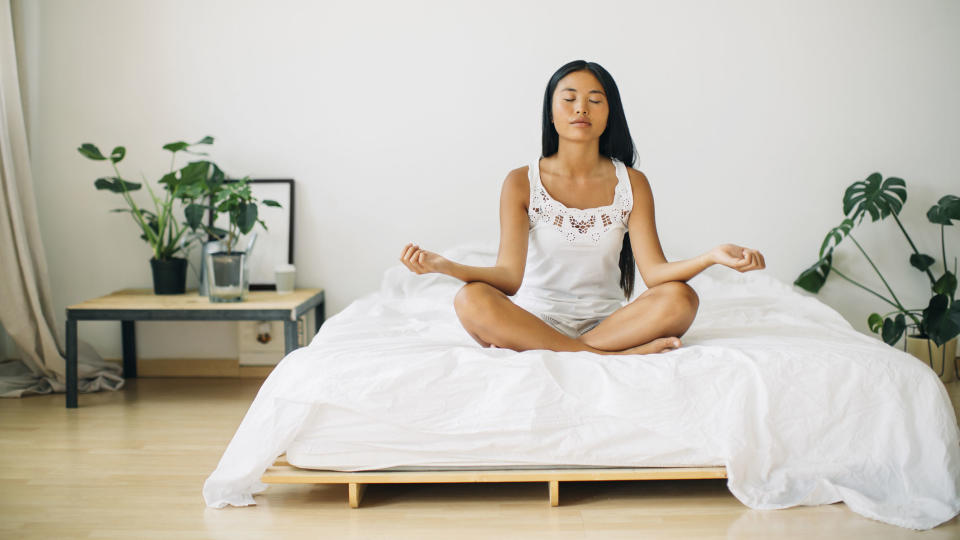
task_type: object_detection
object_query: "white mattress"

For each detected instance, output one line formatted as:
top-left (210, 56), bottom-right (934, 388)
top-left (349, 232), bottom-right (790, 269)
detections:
top-left (204, 242), bottom-right (960, 531)
top-left (284, 401), bottom-right (725, 471)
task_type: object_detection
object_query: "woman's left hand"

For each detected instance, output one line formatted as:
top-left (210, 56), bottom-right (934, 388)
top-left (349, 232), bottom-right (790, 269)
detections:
top-left (709, 244), bottom-right (766, 272)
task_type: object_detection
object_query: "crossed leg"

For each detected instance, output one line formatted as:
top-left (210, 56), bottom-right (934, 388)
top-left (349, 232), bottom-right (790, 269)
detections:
top-left (453, 281), bottom-right (699, 355)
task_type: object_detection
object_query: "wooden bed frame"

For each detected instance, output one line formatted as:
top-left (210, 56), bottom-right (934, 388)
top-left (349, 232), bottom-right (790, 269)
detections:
top-left (261, 457), bottom-right (727, 508)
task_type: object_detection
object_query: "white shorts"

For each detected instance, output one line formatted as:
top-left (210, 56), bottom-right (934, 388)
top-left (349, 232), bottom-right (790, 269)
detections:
top-left (510, 295), bottom-right (612, 339)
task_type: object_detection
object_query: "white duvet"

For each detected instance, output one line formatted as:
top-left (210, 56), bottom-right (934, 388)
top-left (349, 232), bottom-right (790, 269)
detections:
top-left (203, 242), bottom-right (960, 530)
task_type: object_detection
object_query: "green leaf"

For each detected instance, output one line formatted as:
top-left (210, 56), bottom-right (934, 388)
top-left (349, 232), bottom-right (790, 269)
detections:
top-left (109, 146), bottom-right (126, 163)
top-left (208, 163), bottom-right (225, 189)
top-left (162, 141), bottom-right (190, 153)
top-left (178, 161), bottom-right (210, 186)
top-left (94, 177), bottom-right (141, 192)
top-left (881, 313), bottom-right (906, 346)
top-left (261, 199), bottom-right (282, 208)
top-left (842, 173), bottom-right (907, 225)
top-left (185, 203), bottom-right (207, 230)
top-left (178, 181), bottom-right (207, 199)
top-left (158, 172), bottom-right (177, 188)
top-left (923, 294), bottom-right (960, 346)
top-left (138, 212), bottom-right (160, 243)
top-left (78, 143), bottom-right (106, 160)
top-left (927, 195), bottom-right (960, 226)
top-left (237, 202), bottom-right (258, 235)
top-left (933, 271), bottom-right (957, 300)
top-left (868, 313), bottom-right (883, 333)
top-left (819, 218), bottom-right (854, 259)
top-left (794, 251), bottom-right (833, 293)
top-left (194, 135), bottom-right (214, 145)
top-left (910, 253), bottom-right (936, 272)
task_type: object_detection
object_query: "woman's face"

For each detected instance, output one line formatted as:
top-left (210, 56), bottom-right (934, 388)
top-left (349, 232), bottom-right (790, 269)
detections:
top-left (551, 69), bottom-right (609, 142)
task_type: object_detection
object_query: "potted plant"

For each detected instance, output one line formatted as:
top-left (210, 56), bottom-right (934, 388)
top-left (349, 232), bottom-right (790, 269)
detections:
top-left (795, 173), bottom-right (960, 382)
top-left (78, 136), bottom-right (224, 294)
top-left (188, 176), bottom-right (281, 302)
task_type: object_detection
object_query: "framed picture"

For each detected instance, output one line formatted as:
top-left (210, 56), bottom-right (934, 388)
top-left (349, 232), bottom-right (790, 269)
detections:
top-left (207, 178), bottom-right (295, 290)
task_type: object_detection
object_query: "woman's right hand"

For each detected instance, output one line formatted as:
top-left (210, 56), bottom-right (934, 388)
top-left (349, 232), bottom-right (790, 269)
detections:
top-left (400, 243), bottom-right (452, 275)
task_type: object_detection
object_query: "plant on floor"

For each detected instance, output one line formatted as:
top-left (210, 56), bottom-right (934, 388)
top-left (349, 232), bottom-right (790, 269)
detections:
top-left (794, 173), bottom-right (960, 347)
top-left (78, 135), bottom-right (225, 261)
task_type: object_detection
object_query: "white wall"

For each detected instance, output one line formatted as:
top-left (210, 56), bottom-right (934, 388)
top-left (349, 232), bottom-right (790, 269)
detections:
top-left (10, 0), bottom-right (960, 360)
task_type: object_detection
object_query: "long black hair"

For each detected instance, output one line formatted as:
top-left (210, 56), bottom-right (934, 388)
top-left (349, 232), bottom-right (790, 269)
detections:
top-left (541, 60), bottom-right (638, 300)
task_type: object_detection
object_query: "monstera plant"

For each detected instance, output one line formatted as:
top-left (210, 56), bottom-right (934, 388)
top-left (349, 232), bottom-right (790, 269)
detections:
top-left (794, 173), bottom-right (959, 369)
top-left (79, 136), bottom-right (228, 294)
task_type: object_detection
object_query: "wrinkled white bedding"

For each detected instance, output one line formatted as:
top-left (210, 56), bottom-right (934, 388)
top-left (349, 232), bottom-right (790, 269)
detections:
top-left (203, 242), bottom-right (960, 530)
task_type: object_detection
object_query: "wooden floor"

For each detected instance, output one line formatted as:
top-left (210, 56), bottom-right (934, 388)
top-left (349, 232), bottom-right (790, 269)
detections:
top-left (1, 377), bottom-right (958, 539)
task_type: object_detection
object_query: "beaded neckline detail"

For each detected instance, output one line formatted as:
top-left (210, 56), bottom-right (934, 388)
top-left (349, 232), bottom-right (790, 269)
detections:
top-left (527, 157), bottom-right (633, 245)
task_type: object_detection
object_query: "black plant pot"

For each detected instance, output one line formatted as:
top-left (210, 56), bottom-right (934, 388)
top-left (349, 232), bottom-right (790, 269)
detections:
top-left (149, 257), bottom-right (187, 295)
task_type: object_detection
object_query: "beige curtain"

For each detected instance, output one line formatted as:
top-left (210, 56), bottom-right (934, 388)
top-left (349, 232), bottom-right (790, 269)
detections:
top-left (0, 0), bottom-right (122, 397)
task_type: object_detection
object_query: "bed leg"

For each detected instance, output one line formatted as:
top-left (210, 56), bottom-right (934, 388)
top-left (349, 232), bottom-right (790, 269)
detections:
top-left (348, 483), bottom-right (366, 508)
top-left (548, 480), bottom-right (559, 507)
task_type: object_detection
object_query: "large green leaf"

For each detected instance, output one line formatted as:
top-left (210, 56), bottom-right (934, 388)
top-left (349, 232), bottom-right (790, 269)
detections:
top-left (78, 143), bottom-right (106, 160)
top-left (185, 203), bottom-right (208, 230)
top-left (237, 202), bottom-right (258, 235)
top-left (178, 161), bottom-right (210, 187)
top-left (842, 173), bottom-right (907, 224)
top-left (794, 251), bottom-right (833, 293)
top-left (207, 163), bottom-right (225, 189)
top-left (162, 141), bottom-right (190, 153)
top-left (923, 294), bottom-right (960, 346)
top-left (163, 136), bottom-right (214, 154)
top-left (927, 195), bottom-right (960, 226)
top-left (933, 271), bottom-right (957, 300)
top-left (819, 219), bottom-right (854, 259)
top-left (910, 253), bottom-right (936, 272)
top-left (94, 177), bottom-right (141, 192)
top-left (868, 313), bottom-right (883, 333)
top-left (158, 171), bottom-right (177, 188)
top-left (881, 313), bottom-right (906, 346)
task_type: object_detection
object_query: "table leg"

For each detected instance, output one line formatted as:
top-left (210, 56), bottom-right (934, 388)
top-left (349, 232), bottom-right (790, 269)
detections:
top-left (315, 301), bottom-right (325, 332)
top-left (284, 319), bottom-right (298, 355)
top-left (121, 320), bottom-right (137, 378)
top-left (66, 318), bottom-right (77, 408)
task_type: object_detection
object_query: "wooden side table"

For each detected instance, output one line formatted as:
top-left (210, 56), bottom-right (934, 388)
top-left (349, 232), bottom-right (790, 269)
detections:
top-left (64, 288), bottom-right (325, 408)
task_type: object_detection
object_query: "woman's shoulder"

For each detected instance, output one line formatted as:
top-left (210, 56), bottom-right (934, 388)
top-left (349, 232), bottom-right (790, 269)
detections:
top-left (622, 164), bottom-right (650, 190)
top-left (502, 165), bottom-right (532, 189)
top-left (621, 164), bottom-right (653, 210)
top-left (500, 166), bottom-right (532, 207)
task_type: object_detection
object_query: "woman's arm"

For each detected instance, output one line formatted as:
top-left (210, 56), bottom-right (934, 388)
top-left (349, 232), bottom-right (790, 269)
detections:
top-left (399, 167), bottom-right (531, 296)
top-left (625, 168), bottom-right (765, 288)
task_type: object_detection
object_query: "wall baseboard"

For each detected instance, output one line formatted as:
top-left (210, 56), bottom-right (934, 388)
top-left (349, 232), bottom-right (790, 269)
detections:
top-left (105, 357), bottom-right (273, 378)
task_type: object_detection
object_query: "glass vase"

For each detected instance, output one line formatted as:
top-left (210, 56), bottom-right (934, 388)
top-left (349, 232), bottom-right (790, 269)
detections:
top-left (205, 251), bottom-right (249, 303)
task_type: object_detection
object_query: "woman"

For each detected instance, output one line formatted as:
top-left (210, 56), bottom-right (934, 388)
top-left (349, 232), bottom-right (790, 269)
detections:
top-left (399, 60), bottom-right (765, 355)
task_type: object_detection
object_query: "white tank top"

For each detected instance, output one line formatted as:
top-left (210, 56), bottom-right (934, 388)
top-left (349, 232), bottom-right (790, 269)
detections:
top-left (512, 156), bottom-right (634, 320)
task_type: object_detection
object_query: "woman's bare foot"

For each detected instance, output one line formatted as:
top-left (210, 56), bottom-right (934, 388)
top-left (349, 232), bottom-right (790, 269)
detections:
top-left (612, 337), bottom-right (682, 355)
